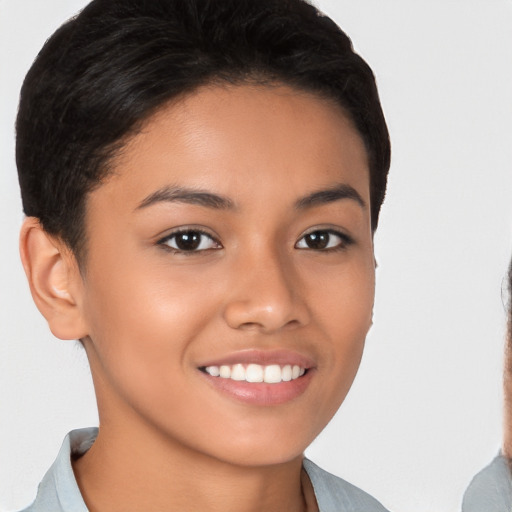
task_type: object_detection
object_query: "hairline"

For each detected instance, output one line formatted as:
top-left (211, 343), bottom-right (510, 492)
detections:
top-left (70, 77), bottom-right (374, 272)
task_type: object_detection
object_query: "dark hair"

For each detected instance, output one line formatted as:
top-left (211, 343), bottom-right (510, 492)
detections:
top-left (16, 0), bottom-right (390, 262)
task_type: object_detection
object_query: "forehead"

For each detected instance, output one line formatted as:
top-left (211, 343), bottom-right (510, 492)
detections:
top-left (94, 84), bottom-right (370, 213)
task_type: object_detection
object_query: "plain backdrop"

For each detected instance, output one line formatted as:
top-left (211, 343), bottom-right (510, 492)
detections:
top-left (1, 1), bottom-right (511, 511)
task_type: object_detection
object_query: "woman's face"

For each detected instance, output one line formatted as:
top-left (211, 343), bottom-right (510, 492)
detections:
top-left (77, 84), bottom-right (375, 466)
top-left (504, 299), bottom-right (512, 458)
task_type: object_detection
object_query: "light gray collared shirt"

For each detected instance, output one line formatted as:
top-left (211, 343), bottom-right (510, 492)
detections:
top-left (462, 454), bottom-right (512, 512)
top-left (20, 428), bottom-right (389, 512)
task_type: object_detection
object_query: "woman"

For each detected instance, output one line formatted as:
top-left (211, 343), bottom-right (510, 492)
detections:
top-left (462, 259), bottom-right (512, 511)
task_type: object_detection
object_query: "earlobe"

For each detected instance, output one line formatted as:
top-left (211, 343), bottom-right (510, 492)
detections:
top-left (19, 217), bottom-right (88, 340)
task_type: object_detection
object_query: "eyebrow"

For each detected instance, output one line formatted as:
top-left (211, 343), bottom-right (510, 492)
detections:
top-left (295, 184), bottom-right (366, 210)
top-left (136, 183), bottom-right (365, 212)
top-left (136, 186), bottom-right (235, 211)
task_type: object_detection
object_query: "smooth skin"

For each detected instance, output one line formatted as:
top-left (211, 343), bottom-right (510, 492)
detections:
top-left (504, 342), bottom-right (512, 460)
top-left (20, 84), bottom-right (375, 512)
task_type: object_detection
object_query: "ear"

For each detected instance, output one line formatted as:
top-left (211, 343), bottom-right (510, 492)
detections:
top-left (19, 217), bottom-right (88, 340)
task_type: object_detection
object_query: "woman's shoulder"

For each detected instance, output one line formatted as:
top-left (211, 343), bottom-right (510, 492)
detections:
top-left (16, 428), bottom-right (96, 512)
top-left (303, 458), bottom-right (390, 512)
top-left (462, 454), bottom-right (512, 512)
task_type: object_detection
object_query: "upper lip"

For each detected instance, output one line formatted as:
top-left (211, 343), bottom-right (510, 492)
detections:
top-left (197, 349), bottom-right (316, 369)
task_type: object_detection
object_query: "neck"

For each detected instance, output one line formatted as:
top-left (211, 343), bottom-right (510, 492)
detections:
top-left (73, 420), bottom-right (310, 512)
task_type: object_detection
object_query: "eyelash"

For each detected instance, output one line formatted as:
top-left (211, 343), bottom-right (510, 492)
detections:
top-left (157, 227), bottom-right (354, 255)
top-left (157, 228), bottom-right (222, 255)
top-left (295, 229), bottom-right (354, 252)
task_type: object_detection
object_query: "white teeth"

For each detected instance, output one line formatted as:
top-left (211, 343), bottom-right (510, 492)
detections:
top-left (264, 364), bottom-right (282, 383)
top-left (281, 365), bottom-right (292, 382)
top-left (219, 365), bottom-right (231, 378)
top-left (231, 364), bottom-right (245, 381)
top-left (246, 364), bottom-right (264, 383)
top-left (205, 366), bottom-right (220, 377)
top-left (204, 363), bottom-right (306, 383)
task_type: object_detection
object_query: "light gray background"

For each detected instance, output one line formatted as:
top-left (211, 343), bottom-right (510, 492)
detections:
top-left (1, 1), bottom-right (511, 511)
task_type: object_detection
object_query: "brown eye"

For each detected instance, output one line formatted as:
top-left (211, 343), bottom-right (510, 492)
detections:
top-left (302, 232), bottom-right (330, 250)
top-left (295, 230), bottom-right (352, 251)
top-left (161, 230), bottom-right (220, 252)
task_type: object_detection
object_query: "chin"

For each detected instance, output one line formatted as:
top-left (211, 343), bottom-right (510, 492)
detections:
top-left (195, 424), bottom-right (318, 469)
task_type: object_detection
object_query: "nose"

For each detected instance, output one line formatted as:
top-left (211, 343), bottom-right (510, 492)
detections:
top-left (222, 247), bottom-right (310, 333)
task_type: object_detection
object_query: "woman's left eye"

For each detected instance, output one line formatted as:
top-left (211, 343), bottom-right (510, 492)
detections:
top-left (159, 230), bottom-right (221, 253)
top-left (295, 230), bottom-right (352, 251)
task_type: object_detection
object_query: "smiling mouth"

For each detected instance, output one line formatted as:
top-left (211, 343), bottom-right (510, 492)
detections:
top-left (200, 364), bottom-right (307, 383)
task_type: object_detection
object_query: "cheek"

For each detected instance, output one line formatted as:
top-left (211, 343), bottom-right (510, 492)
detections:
top-left (305, 257), bottom-right (374, 396)
top-left (80, 265), bottom-right (222, 432)
top-left (80, 256), bottom-right (220, 382)
top-left (307, 256), bottom-right (375, 335)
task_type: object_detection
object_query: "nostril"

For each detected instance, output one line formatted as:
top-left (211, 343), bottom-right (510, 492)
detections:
top-left (284, 319), bottom-right (301, 329)
top-left (222, 274), bottom-right (310, 332)
top-left (238, 321), bottom-right (260, 331)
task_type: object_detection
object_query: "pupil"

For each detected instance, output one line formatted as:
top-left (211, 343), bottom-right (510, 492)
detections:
top-left (176, 232), bottom-right (201, 250)
top-left (306, 232), bottom-right (328, 249)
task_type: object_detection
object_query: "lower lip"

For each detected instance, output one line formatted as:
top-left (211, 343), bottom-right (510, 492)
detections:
top-left (200, 370), bottom-right (314, 406)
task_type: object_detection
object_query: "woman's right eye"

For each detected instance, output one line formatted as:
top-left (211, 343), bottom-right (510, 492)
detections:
top-left (158, 230), bottom-right (221, 253)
